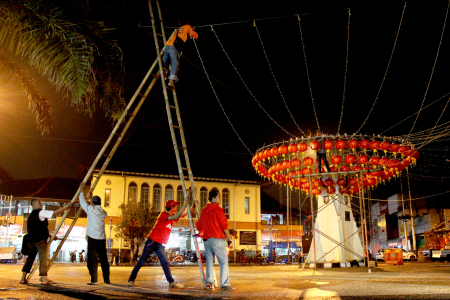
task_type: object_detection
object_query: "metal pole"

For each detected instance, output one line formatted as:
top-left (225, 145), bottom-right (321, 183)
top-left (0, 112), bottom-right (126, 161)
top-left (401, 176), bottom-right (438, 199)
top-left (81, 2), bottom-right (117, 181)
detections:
top-left (307, 174), bottom-right (316, 269)
top-left (407, 175), bottom-right (417, 253)
top-left (109, 217), bottom-right (112, 254)
top-left (362, 186), bottom-right (369, 262)
top-left (358, 171), bottom-right (367, 266)
top-left (287, 185), bottom-right (290, 263)
top-left (400, 178), bottom-right (409, 251)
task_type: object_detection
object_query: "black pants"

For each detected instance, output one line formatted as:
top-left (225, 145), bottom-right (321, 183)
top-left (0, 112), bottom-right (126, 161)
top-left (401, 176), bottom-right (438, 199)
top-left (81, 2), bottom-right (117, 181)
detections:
top-left (317, 152), bottom-right (331, 172)
top-left (87, 236), bottom-right (110, 283)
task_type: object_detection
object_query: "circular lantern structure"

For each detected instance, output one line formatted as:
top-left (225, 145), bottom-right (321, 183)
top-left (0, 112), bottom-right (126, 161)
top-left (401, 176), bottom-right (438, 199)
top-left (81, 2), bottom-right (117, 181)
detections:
top-left (253, 134), bottom-right (419, 196)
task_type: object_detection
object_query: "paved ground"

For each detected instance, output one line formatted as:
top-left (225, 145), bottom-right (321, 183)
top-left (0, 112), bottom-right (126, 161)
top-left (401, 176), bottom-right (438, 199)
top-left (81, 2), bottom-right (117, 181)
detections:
top-left (1, 261), bottom-right (450, 299)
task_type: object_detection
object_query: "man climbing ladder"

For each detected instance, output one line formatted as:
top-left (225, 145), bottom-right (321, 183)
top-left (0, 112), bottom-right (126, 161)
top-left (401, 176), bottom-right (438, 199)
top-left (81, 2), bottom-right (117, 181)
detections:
top-left (162, 19), bottom-right (198, 87)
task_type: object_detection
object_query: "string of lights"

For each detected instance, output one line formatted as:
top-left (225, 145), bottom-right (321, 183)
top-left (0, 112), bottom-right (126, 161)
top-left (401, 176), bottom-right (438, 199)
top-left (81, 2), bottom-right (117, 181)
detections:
top-left (209, 25), bottom-right (298, 138)
top-left (379, 91), bottom-right (450, 135)
top-left (337, 8), bottom-right (351, 135)
top-left (355, 2), bottom-right (407, 135)
top-left (407, 0), bottom-right (450, 137)
top-left (192, 39), bottom-right (254, 155)
top-left (353, 189), bottom-right (450, 201)
top-left (253, 19), bottom-right (306, 136)
top-left (296, 14), bottom-right (320, 132)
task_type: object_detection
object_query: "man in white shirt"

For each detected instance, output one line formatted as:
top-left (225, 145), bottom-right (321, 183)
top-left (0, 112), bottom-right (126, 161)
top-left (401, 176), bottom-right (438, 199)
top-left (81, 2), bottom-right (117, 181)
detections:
top-left (79, 183), bottom-right (110, 285)
top-left (20, 198), bottom-right (71, 284)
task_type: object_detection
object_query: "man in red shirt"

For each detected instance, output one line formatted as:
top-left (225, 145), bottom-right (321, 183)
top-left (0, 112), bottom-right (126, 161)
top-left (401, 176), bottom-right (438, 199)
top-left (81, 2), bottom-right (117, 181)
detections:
top-left (162, 19), bottom-right (198, 87)
top-left (197, 190), bottom-right (235, 290)
top-left (127, 199), bottom-right (188, 288)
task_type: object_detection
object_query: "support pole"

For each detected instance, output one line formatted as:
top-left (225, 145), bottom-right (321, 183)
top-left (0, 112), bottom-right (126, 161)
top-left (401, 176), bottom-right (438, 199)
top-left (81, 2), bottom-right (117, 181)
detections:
top-left (358, 170), bottom-right (367, 266)
top-left (307, 174), bottom-right (316, 269)
top-left (286, 185), bottom-right (290, 263)
top-left (407, 174), bottom-right (417, 253)
top-left (401, 178), bottom-right (409, 251)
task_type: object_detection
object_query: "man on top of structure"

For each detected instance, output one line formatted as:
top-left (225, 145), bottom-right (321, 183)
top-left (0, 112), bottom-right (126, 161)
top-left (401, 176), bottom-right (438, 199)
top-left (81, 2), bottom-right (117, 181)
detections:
top-left (79, 183), bottom-right (110, 285)
top-left (197, 189), bottom-right (235, 290)
top-left (20, 198), bottom-right (71, 285)
top-left (127, 199), bottom-right (189, 288)
top-left (315, 132), bottom-right (331, 174)
top-left (162, 19), bottom-right (198, 87)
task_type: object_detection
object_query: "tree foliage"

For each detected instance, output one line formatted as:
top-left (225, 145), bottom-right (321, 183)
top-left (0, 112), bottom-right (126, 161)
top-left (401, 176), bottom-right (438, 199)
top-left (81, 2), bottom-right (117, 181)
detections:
top-left (0, 0), bottom-right (126, 135)
top-left (114, 201), bottom-right (159, 264)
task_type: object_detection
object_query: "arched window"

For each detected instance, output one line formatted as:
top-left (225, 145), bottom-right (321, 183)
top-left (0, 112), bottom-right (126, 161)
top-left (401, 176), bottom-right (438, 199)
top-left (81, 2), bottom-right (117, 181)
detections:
top-left (153, 184), bottom-right (162, 211)
top-left (140, 183), bottom-right (150, 209)
top-left (222, 188), bottom-right (230, 219)
top-left (200, 187), bottom-right (208, 210)
top-left (177, 186), bottom-right (184, 203)
top-left (165, 185), bottom-right (174, 201)
top-left (128, 182), bottom-right (137, 202)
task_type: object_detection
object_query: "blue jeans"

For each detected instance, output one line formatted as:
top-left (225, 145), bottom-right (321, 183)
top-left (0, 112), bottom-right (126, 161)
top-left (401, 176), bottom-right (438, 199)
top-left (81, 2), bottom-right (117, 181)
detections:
top-left (204, 238), bottom-right (231, 287)
top-left (317, 152), bottom-right (330, 172)
top-left (162, 45), bottom-right (179, 81)
top-left (128, 238), bottom-right (174, 283)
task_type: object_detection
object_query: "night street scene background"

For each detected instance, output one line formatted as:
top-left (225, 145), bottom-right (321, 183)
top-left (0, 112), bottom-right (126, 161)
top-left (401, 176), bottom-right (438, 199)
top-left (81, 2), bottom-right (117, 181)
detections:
top-left (2, 0), bottom-right (450, 299)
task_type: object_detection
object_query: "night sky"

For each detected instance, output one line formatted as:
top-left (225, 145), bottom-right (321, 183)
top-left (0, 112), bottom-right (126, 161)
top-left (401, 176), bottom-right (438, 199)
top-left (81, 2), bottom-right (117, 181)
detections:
top-left (1, 0), bottom-right (450, 195)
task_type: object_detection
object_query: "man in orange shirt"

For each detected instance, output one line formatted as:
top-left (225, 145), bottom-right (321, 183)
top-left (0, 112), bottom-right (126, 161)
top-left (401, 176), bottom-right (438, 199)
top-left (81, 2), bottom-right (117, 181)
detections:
top-left (162, 20), bottom-right (198, 87)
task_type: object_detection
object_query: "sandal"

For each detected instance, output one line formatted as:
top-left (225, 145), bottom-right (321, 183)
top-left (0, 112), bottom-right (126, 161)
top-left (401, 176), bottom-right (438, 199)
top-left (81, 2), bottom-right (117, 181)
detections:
top-left (19, 280), bottom-right (27, 284)
top-left (41, 280), bottom-right (55, 285)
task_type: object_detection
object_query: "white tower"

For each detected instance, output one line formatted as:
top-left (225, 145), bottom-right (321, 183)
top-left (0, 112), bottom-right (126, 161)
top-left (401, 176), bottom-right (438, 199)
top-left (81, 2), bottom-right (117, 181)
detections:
top-left (306, 178), bottom-right (364, 264)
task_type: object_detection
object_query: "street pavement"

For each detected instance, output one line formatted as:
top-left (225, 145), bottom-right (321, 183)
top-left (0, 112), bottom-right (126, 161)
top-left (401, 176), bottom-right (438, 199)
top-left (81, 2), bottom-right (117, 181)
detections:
top-left (1, 261), bottom-right (450, 299)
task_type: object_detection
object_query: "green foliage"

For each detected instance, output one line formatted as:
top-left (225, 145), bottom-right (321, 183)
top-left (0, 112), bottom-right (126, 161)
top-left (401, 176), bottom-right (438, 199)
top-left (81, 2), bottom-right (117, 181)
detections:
top-left (114, 201), bottom-right (159, 264)
top-left (0, 0), bottom-right (125, 135)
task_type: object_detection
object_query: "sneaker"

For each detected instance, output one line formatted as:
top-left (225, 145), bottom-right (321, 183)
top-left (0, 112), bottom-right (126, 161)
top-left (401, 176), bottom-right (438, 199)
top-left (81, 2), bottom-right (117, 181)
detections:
top-left (87, 281), bottom-right (97, 285)
top-left (221, 285), bottom-right (236, 290)
top-left (205, 282), bottom-right (215, 290)
top-left (127, 281), bottom-right (134, 287)
top-left (168, 79), bottom-right (174, 87)
top-left (169, 282), bottom-right (184, 288)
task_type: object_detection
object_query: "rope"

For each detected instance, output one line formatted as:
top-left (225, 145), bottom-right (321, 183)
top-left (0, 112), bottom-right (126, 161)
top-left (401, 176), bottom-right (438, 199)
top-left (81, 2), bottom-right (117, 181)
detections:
top-left (356, 2), bottom-right (407, 134)
top-left (253, 19), bottom-right (306, 136)
top-left (297, 15), bottom-right (320, 132)
top-left (353, 189), bottom-right (450, 201)
top-left (192, 39), bottom-right (253, 155)
top-left (210, 25), bottom-right (298, 138)
top-left (408, 0), bottom-right (450, 136)
top-left (337, 8), bottom-right (351, 134)
top-left (379, 91), bottom-right (450, 135)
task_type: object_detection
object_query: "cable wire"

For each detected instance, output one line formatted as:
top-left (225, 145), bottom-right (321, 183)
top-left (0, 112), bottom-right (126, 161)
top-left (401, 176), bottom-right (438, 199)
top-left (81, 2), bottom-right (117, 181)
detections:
top-left (337, 8), bottom-right (351, 134)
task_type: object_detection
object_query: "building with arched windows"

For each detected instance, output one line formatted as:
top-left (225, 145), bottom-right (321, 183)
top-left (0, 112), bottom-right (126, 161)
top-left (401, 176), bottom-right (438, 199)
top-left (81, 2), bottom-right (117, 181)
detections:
top-left (88, 127), bottom-right (264, 261)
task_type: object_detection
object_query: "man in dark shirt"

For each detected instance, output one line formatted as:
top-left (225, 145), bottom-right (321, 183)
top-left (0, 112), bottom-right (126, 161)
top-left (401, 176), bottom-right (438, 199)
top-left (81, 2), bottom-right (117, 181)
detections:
top-left (20, 198), bottom-right (70, 284)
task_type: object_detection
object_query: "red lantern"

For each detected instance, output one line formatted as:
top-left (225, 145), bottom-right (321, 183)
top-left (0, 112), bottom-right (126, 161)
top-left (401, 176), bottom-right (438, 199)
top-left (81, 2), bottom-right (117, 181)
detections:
top-left (380, 141), bottom-right (390, 155)
top-left (303, 157), bottom-right (314, 168)
top-left (398, 146), bottom-right (409, 157)
top-left (288, 143), bottom-right (298, 154)
top-left (310, 140), bottom-right (321, 152)
top-left (357, 155), bottom-right (368, 166)
top-left (264, 149), bottom-right (271, 161)
top-left (324, 178), bottom-right (335, 187)
top-left (258, 151), bottom-right (264, 161)
top-left (344, 154), bottom-right (356, 166)
top-left (312, 188), bottom-right (321, 196)
top-left (323, 140), bottom-right (334, 152)
top-left (352, 165), bottom-right (362, 171)
top-left (368, 177), bottom-right (376, 186)
top-left (389, 143), bottom-right (400, 155)
top-left (302, 167), bottom-right (312, 175)
top-left (326, 186), bottom-right (336, 195)
top-left (291, 158), bottom-right (300, 169)
top-left (384, 169), bottom-right (393, 180)
top-left (339, 186), bottom-right (349, 195)
top-left (360, 139), bottom-right (370, 152)
top-left (348, 139), bottom-right (359, 152)
top-left (283, 160), bottom-right (291, 170)
top-left (340, 165), bottom-right (350, 172)
top-left (278, 145), bottom-right (288, 157)
top-left (369, 156), bottom-right (379, 166)
top-left (270, 147), bottom-right (279, 157)
top-left (329, 165), bottom-right (338, 172)
top-left (335, 139), bottom-right (346, 152)
top-left (379, 157), bottom-right (389, 169)
top-left (348, 177), bottom-right (358, 186)
top-left (336, 177), bottom-right (347, 186)
top-left (331, 155), bottom-right (342, 167)
top-left (314, 167), bottom-right (326, 173)
top-left (369, 140), bottom-right (380, 153)
top-left (297, 142), bottom-right (308, 154)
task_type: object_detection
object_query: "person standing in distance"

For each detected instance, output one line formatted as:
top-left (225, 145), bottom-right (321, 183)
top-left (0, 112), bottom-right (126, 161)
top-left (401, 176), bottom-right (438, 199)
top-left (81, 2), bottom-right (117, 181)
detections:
top-left (127, 199), bottom-right (189, 288)
top-left (78, 183), bottom-right (110, 285)
top-left (197, 190), bottom-right (235, 290)
top-left (20, 198), bottom-right (71, 284)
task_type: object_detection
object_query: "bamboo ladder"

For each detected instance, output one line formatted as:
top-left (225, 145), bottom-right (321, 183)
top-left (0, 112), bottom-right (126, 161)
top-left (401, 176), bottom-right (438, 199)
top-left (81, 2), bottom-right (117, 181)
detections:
top-left (27, 0), bottom-right (206, 288)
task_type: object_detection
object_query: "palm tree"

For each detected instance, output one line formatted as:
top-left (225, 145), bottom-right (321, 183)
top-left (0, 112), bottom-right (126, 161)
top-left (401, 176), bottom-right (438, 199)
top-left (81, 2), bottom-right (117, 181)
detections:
top-left (0, 0), bottom-right (125, 135)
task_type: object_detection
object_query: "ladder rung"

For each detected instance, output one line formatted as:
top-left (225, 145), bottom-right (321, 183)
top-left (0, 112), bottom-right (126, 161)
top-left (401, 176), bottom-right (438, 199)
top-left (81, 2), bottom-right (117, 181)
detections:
top-left (173, 125), bottom-right (180, 129)
top-left (179, 146), bottom-right (186, 150)
top-left (169, 105), bottom-right (176, 109)
top-left (182, 167), bottom-right (188, 171)
top-left (102, 153), bottom-right (110, 158)
top-left (138, 93), bottom-right (145, 97)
